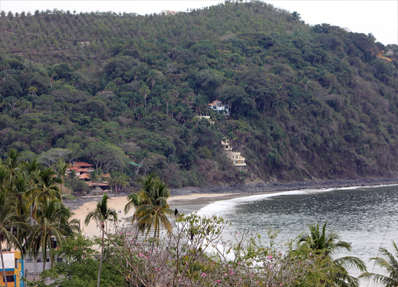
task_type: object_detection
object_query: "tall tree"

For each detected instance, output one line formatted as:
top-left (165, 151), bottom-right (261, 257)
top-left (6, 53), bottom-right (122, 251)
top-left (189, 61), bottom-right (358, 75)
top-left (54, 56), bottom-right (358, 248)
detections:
top-left (125, 173), bottom-right (174, 240)
top-left (360, 241), bottom-right (398, 286)
top-left (89, 167), bottom-right (102, 191)
top-left (26, 167), bottom-right (62, 210)
top-left (27, 199), bottom-right (76, 271)
top-left (56, 159), bottom-right (68, 194)
top-left (85, 194), bottom-right (117, 287)
top-left (298, 222), bottom-right (367, 286)
top-left (23, 158), bottom-right (41, 225)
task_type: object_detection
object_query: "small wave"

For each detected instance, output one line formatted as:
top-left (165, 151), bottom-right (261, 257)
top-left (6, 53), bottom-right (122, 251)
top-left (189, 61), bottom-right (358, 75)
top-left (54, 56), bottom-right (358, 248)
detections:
top-left (196, 184), bottom-right (394, 216)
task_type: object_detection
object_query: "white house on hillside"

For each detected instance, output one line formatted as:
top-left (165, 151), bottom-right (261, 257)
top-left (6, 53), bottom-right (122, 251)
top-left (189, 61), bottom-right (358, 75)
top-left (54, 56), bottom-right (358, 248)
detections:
top-left (209, 100), bottom-right (230, 116)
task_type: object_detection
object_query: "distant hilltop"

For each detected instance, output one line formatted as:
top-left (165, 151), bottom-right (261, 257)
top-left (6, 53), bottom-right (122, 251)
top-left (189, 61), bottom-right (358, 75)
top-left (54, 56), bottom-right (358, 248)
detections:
top-left (160, 10), bottom-right (181, 16)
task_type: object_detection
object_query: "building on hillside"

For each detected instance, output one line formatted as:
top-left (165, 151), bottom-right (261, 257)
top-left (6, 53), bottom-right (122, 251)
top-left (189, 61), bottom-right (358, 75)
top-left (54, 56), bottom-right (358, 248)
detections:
top-left (376, 50), bottom-right (392, 62)
top-left (385, 49), bottom-right (394, 56)
top-left (221, 140), bottom-right (246, 169)
top-left (78, 173), bottom-right (91, 180)
top-left (195, 115), bottom-right (214, 124)
top-left (225, 151), bottom-right (246, 168)
top-left (0, 250), bottom-right (24, 287)
top-left (67, 162), bottom-right (94, 176)
top-left (160, 10), bottom-right (180, 16)
top-left (208, 100), bottom-right (230, 116)
top-left (221, 140), bottom-right (233, 152)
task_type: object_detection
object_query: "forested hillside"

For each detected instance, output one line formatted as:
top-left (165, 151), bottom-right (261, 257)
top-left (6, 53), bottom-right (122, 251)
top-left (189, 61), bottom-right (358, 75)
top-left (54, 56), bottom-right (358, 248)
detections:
top-left (1, 1), bottom-right (398, 188)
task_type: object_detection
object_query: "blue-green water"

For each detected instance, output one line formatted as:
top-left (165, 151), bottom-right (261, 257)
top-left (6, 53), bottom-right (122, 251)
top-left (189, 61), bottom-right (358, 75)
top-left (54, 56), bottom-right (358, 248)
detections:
top-left (196, 185), bottom-right (398, 286)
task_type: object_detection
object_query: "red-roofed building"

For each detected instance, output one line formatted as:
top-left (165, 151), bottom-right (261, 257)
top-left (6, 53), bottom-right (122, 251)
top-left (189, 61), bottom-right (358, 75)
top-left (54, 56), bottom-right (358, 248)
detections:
top-left (70, 162), bottom-right (93, 169)
top-left (67, 162), bottom-right (94, 175)
top-left (78, 173), bottom-right (91, 180)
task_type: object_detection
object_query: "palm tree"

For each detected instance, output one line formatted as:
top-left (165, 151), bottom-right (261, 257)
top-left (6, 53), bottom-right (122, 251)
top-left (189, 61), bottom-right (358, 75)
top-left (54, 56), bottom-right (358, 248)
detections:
top-left (23, 158), bottom-right (41, 225)
top-left (360, 241), bottom-right (398, 286)
top-left (112, 171), bottom-right (130, 192)
top-left (107, 171), bottom-right (117, 192)
top-left (139, 83), bottom-right (150, 109)
top-left (125, 174), bottom-right (174, 240)
top-left (26, 167), bottom-right (62, 208)
top-left (298, 222), bottom-right (367, 286)
top-left (0, 164), bottom-right (10, 190)
top-left (0, 192), bottom-right (28, 286)
top-left (56, 159), bottom-right (68, 195)
top-left (85, 194), bottom-right (117, 287)
top-left (89, 167), bottom-right (102, 192)
top-left (125, 173), bottom-right (157, 214)
top-left (69, 169), bottom-right (78, 183)
top-left (8, 174), bottom-right (30, 217)
top-left (27, 198), bottom-right (75, 271)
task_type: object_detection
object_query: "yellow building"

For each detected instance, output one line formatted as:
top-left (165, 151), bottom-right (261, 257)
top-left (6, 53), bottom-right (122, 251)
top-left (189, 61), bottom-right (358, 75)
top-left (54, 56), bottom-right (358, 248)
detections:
top-left (0, 251), bottom-right (24, 287)
top-left (226, 151), bottom-right (246, 167)
top-left (221, 140), bottom-right (246, 168)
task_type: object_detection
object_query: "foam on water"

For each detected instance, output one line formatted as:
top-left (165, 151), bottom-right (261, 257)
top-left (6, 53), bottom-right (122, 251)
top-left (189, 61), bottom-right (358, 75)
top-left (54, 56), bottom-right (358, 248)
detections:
top-left (196, 184), bottom-right (385, 216)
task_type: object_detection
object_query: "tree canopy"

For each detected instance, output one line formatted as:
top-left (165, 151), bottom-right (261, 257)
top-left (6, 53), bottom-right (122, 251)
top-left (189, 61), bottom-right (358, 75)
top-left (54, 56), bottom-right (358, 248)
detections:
top-left (0, 2), bottom-right (398, 187)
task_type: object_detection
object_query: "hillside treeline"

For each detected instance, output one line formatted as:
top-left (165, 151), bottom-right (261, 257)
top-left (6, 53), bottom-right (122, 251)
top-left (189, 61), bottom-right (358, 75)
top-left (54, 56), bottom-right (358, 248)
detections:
top-left (0, 1), bottom-right (398, 188)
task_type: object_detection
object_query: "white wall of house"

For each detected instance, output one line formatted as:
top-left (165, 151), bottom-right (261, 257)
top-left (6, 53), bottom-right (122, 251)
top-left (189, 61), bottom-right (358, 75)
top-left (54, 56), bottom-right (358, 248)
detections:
top-left (0, 253), bottom-right (15, 269)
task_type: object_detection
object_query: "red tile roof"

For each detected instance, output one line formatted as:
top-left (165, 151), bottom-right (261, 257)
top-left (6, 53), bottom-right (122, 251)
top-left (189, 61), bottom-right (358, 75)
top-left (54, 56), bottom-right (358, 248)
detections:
top-left (71, 162), bottom-right (93, 167)
top-left (78, 173), bottom-right (90, 179)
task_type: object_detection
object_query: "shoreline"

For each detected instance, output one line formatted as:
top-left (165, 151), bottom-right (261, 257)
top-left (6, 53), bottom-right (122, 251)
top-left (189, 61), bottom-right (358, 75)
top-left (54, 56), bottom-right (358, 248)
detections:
top-left (64, 177), bottom-right (398, 211)
top-left (168, 177), bottom-right (398, 196)
top-left (66, 177), bottom-right (398, 239)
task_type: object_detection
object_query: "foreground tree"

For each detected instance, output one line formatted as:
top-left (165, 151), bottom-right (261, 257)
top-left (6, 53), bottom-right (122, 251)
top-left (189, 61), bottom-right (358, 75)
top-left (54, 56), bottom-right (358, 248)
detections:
top-left (125, 173), bottom-right (174, 239)
top-left (101, 213), bottom-right (321, 287)
top-left (26, 167), bottom-right (62, 208)
top-left (27, 199), bottom-right (75, 271)
top-left (298, 222), bottom-right (367, 286)
top-left (360, 241), bottom-right (398, 286)
top-left (25, 235), bottom-right (126, 287)
top-left (85, 194), bottom-right (117, 287)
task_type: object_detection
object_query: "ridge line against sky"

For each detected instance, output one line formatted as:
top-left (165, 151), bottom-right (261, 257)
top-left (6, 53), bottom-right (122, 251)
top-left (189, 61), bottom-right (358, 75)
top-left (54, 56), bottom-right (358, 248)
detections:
top-left (0, 0), bottom-right (397, 45)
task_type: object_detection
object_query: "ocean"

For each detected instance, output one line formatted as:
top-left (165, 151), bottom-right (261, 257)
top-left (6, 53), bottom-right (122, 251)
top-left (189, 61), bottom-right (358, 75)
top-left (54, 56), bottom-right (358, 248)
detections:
top-left (191, 185), bottom-right (398, 287)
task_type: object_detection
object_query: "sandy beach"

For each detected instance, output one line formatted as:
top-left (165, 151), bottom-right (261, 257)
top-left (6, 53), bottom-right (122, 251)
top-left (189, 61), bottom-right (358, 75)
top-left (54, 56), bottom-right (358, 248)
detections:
top-left (71, 176), bottom-right (398, 239)
top-left (72, 192), bottom-right (251, 239)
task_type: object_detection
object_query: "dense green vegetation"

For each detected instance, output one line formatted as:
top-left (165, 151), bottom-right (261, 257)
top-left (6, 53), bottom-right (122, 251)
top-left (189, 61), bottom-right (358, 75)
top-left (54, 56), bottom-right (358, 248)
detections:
top-left (0, 149), bottom-right (78, 286)
top-left (1, 1), bottom-right (398, 188)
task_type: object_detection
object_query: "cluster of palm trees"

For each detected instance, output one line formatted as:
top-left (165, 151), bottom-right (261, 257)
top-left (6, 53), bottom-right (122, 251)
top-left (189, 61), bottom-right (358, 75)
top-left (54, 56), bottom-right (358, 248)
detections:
top-left (88, 168), bottom-right (130, 193)
top-left (83, 173), bottom-right (174, 287)
top-left (296, 222), bottom-right (398, 287)
top-left (0, 149), bottom-right (78, 285)
top-left (107, 171), bottom-right (130, 193)
top-left (125, 173), bottom-right (174, 239)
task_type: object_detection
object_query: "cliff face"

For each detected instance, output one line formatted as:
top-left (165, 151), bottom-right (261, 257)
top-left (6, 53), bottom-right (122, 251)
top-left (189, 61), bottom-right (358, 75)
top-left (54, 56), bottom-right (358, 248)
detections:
top-left (0, 2), bottom-right (398, 187)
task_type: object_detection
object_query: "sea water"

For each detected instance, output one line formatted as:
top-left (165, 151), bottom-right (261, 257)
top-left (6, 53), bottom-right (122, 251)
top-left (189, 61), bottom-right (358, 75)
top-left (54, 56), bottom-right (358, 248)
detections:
top-left (194, 185), bottom-right (398, 287)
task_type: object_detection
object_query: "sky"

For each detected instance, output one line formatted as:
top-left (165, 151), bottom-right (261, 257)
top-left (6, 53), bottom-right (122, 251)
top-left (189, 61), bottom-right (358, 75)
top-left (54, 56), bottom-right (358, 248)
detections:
top-left (1, 0), bottom-right (397, 45)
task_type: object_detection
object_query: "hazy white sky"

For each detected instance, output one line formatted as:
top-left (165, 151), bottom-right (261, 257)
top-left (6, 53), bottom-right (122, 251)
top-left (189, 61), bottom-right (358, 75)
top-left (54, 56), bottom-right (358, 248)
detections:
top-left (1, 1), bottom-right (397, 45)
